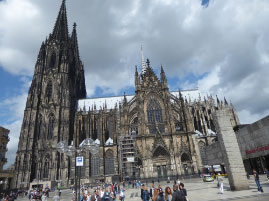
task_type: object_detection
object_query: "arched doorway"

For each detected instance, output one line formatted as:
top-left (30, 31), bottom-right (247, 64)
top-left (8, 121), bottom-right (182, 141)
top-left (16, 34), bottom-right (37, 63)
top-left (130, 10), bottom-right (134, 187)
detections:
top-left (153, 146), bottom-right (170, 179)
top-left (181, 153), bottom-right (192, 176)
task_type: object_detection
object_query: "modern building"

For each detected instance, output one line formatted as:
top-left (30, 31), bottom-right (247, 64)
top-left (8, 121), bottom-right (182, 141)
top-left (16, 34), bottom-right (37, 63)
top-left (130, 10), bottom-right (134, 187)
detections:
top-left (0, 127), bottom-right (9, 171)
top-left (235, 116), bottom-right (269, 174)
top-left (14, 0), bottom-right (240, 189)
top-left (0, 127), bottom-right (15, 190)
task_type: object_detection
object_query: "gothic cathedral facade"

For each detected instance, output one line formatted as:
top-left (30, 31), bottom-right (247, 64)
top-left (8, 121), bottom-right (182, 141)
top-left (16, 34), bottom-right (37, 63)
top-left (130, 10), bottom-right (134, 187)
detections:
top-left (15, 1), bottom-right (240, 188)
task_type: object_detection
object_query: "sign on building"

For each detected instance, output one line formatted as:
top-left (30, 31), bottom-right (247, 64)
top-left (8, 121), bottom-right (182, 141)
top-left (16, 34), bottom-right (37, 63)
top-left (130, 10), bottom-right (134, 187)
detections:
top-left (76, 156), bottom-right (84, 166)
top-left (127, 157), bottom-right (135, 162)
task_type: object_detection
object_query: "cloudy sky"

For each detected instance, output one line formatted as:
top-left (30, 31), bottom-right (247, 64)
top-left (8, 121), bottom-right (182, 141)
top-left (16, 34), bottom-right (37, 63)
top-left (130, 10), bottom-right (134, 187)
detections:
top-left (0, 0), bottom-right (269, 168)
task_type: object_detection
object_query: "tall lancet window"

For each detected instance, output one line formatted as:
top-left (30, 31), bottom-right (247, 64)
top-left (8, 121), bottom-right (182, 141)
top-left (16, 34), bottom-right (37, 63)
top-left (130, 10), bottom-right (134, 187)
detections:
top-left (50, 52), bottom-right (56, 68)
top-left (48, 114), bottom-right (55, 140)
top-left (37, 115), bottom-right (43, 140)
top-left (43, 161), bottom-right (49, 178)
top-left (46, 81), bottom-right (53, 101)
top-left (147, 97), bottom-right (163, 123)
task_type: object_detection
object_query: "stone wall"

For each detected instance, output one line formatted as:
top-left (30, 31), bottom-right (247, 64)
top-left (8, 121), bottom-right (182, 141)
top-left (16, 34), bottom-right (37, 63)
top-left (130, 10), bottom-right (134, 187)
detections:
top-left (205, 141), bottom-right (224, 166)
top-left (213, 109), bottom-right (249, 191)
top-left (236, 116), bottom-right (269, 160)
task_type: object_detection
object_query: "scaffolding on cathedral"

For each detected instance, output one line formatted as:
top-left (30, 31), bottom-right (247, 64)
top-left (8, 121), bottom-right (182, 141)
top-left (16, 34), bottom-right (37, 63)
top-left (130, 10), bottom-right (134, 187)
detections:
top-left (119, 133), bottom-right (138, 181)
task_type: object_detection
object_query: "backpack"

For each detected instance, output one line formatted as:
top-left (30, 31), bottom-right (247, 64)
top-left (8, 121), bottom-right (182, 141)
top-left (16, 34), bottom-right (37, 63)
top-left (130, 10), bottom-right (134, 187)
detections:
top-left (104, 192), bottom-right (110, 200)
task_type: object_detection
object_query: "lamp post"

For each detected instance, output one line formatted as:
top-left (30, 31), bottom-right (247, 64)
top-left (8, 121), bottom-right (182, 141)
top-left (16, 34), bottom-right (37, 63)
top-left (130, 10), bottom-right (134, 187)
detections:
top-left (57, 138), bottom-right (99, 201)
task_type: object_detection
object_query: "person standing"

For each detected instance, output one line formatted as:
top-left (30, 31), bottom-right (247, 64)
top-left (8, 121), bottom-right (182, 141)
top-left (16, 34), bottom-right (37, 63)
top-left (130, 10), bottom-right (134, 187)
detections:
top-left (253, 169), bottom-right (263, 193)
top-left (140, 184), bottom-right (145, 200)
top-left (164, 187), bottom-right (172, 201)
top-left (142, 186), bottom-right (150, 201)
top-left (52, 193), bottom-right (59, 201)
top-left (150, 184), bottom-right (154, 200)
top-left (120, 189), bottom-right (125, 201)
top-left (152, 189), bottom-right (158, 201)
top-left (179, 184), bottom-right (187, 197)
top-left (171, 184), bottom-right (186, 201)
top-left (91, 190), bottom-right (101, 201)
top-left (156, 188), bottom-right (165, 201)
top-left (265, 168), bottom-right (269, 181)
top-left (41, 192), bottom-right (47, 201)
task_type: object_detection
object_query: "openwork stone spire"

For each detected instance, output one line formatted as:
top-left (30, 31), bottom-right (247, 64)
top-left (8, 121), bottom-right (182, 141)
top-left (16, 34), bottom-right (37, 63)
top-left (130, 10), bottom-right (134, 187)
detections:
top-left (52, 0), bottom-right (69, 42)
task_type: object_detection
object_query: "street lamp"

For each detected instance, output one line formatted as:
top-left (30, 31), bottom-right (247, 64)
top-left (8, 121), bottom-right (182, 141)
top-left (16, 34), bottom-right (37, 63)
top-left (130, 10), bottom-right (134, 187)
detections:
top-left (57, 138), bottom-right (99, 201)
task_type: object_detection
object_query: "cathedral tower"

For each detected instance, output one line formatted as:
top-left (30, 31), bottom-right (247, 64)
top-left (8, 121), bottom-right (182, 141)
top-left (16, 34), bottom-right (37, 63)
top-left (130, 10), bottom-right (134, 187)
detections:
top-left (15, 0), bottom-right (86, 188)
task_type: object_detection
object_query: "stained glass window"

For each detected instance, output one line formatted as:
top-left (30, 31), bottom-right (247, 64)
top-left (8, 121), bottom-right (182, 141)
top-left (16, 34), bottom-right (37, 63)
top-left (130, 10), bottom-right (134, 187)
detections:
top-left (147, 97), bottom-right (163, 123)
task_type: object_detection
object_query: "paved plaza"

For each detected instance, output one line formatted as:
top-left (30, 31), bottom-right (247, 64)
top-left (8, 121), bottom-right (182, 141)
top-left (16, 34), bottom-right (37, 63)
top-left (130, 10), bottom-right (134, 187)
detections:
top-left (18, 175), bottom-right (269, 201)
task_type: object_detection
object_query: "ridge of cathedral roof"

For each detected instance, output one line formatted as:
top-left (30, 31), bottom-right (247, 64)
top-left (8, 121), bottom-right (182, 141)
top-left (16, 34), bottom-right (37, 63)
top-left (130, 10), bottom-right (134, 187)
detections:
top-left (77, 89), bottom-right (201, 111)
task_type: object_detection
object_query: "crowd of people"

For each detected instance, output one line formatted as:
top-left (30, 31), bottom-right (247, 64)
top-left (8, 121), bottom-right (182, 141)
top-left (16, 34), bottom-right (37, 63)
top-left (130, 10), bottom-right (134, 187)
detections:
top-left (71, 183), bottom-right (126, 201)
top-left (140, 180), bottom-right (188, 201)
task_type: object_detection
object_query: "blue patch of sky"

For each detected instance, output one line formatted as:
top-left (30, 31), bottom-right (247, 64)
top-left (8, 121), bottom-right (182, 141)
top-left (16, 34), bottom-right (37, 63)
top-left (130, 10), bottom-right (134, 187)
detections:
top-left (0, 67), bottom-right (29, 124)
top-left (201, 0), bottom-right (210, 7)
top-left (90, 86), bottom-right (135, 98)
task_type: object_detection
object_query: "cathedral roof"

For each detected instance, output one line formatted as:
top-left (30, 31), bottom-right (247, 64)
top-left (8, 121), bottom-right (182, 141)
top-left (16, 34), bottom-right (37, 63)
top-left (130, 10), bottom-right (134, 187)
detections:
top-left (77, 88), bottom-right (200, 111)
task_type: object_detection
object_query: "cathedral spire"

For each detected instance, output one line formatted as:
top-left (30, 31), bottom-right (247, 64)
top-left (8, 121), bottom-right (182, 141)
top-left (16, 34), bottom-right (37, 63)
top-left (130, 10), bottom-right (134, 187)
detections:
top-left (52, 0), bottom-right (69, 42)
top-left (160, 64), bottom-right (167, 87)
top-left (141, 45), bottom-right (147, 75)
top-left (71, 23), bottom-right (79, 58)
top-left (135, 65), bottom-right (139, 86)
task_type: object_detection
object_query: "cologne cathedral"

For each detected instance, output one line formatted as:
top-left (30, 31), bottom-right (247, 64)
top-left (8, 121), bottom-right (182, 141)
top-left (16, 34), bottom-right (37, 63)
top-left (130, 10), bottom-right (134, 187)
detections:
top-left (15, 0), bottom-right (240, 188)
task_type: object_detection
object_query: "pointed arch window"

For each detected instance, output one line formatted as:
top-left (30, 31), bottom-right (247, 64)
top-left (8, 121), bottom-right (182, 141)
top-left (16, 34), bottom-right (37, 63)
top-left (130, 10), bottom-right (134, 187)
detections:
top-left (46, 81), bottom-right (53, 101)
top-left (91, 154), bottom-right (100, 176)
top-left (105, 149), bottom-right (114, 175)
top-left (130, 117), bottom-right (138, 135)
top-left (50, 52), bottom-right (56, 68)
top-left (181, 153), bottom-right (191, 163)
top-left (147, 97), bottom-right (163, 123)
top-left (153, 146), bottom-right (170, 158)
top-left (48, 114), bottom-right (55, 140)
top-left (43, 161), bottom-right (49, 178)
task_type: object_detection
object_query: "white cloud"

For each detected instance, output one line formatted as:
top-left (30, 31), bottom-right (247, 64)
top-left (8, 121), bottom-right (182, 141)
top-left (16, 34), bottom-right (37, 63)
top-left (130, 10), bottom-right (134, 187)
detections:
top-left (0, 0), bottom-right (269, 163)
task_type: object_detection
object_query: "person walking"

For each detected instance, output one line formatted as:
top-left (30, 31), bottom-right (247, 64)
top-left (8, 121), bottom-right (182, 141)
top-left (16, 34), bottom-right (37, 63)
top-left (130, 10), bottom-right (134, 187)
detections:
top-left (164, 187), bottom-right (172, 201)
top-left (217, 174), bottom-right (224, 194)
top-left (253, 169), bottom-right (263, 193)
top-left (142, 186), bottom-right (150, 201)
